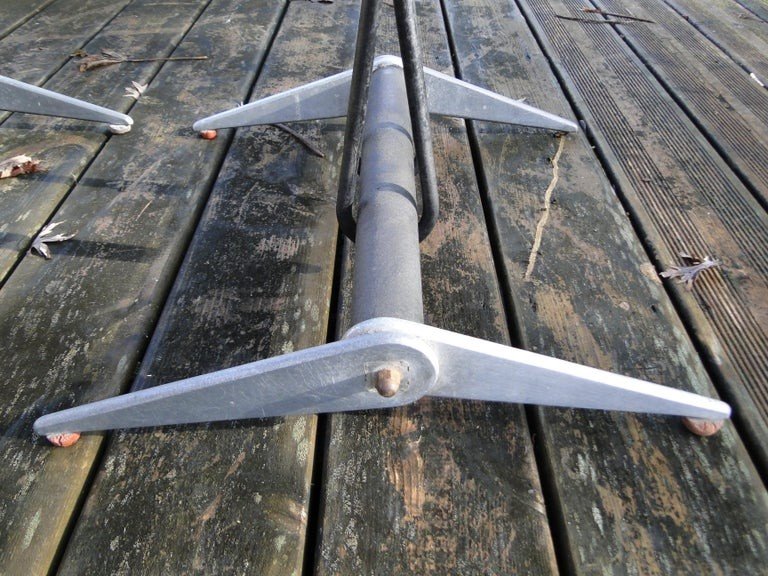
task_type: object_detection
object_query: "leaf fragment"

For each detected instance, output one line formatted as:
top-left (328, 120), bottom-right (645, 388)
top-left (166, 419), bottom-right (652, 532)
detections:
top-left (30, 221), bottom-right (76, 259)
top-left (660, 252), bottom-right (720, 290)
top-left (124, 81), bottom-right (148, 100)
top-left (78, 53), bottom-right (122, 72)
top-left (0, 155), bottom-right (41, 179)
top-left (75, 48), bottom-right (208, 72)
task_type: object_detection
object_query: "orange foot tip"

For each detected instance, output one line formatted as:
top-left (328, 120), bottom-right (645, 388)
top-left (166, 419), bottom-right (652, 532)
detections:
top-left (199, 129), bottom-right (217, 140)
top-left (682, 417), bottom-right (725, 437)
top-left (47, 432), bottom-right (81, 447)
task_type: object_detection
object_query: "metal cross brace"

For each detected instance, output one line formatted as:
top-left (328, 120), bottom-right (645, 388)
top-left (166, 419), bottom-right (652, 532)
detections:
top-left (0, 75), bottom-right (132, 126)
top-left (34, 57), bottom-right (729, 438)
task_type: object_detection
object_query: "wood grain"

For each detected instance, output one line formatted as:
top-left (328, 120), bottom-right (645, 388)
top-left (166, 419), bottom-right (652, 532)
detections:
top-left (0, 0), bottom-right (207, 282)
top-left (661, 0), bottom-right (768, 80)
top-left (315, 1), bottom-right (558, 574)
top-left (519, 0), bottom-right (768, 480)
top-left (0, 0), bottom-right (275, 574)
top-left (0, 0), bottom-right (56, 40)
top-left (443, 0), bottom-right (768, 572)
top-left (56, 1), bottom-right (356, 574)
top-left (594, 0), bottom-right (768, 206)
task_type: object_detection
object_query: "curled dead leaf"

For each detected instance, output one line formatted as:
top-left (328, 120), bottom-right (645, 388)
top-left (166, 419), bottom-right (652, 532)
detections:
top-left (124, 80), bottom-right (148, 100)
top-left (78, 54), bottom-right (122, 72)
top-left (0, 155), bottom-right (41, 179)
top-left (75, 48), bottom-right (209, 72)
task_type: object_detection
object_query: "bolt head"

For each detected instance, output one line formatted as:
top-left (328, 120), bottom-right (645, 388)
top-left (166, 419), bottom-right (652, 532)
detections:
top-left (375, 368), bottom-right (401, 398)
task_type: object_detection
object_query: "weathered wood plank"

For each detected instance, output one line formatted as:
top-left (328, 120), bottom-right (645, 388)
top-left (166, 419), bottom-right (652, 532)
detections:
top-left (55, 1), bottom-right (356, 574)
top-left (0, 1), bottom-right (275, 574)
top-left (448, 0), bottom-right (768, 571)
top-left (437, 0), bottom-right (768, 572)
top-left (591, 0), bottom-right (768, 206)
top-left (519, 0), bottom-right (768, 479)
top-left (731, 0), bottom-right (768, 22)
top-left (316, 2), bottom-right (558, 574)
top-left (0, 0), bottom-right (56, 40)
top-left (0, 0), bottom-right (202, 283)
top-left (662, 0), bottom-right (768, 80)
top-left (0, 0), bottom-right (131, 119)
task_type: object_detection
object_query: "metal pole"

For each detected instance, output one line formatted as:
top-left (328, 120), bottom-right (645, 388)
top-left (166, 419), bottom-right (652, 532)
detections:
top-left (336, 0), bottom-right (383, 242)
top-left (393, 0), bottom-right (439, 241)
top-left (351, 65), bottom-right (424, 324)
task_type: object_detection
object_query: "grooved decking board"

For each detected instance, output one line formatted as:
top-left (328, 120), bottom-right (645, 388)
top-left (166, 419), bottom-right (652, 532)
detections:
top-left (661, 0), bottom-right (768, 80)
top-left (54, 1), bottom-right (353, 573)
top-left (0, 0), bottom-right (131, 125)
top-left (733, 0), bottom-right (768, 21)
top-left (0, 0), bottom-right (56, 39)
top-left (519, 0), bottom-right (768, 477)
top-left (444, 0), bottom-right (768, 572)
top-left (592, 0), bottom-right (768, 207)
top-left (0, 0), bottom-right (206, 283)
top-left (0, 0), bottom-right (279, 573)
top-left (315, 2), bottom-right (558, 574)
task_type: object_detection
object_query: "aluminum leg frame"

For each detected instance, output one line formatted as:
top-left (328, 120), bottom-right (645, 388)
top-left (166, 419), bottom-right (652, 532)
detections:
top-left (35, 0), bottom-right (729, 440)
top-left (0, 75), bottom-right (132, 127)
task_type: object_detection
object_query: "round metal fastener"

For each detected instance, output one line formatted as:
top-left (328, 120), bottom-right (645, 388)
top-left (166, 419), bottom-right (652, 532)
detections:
top-left (375, 368), bottom-right (401, 397)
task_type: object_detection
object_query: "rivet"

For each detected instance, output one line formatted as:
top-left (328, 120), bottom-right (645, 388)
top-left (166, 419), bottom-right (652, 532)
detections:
top-left (375, 368), bottom-right (401, 398)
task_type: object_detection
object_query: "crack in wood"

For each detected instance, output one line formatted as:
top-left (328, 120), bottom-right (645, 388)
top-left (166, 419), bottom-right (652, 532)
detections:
top-left (525, 135), bottom-right (566, 280)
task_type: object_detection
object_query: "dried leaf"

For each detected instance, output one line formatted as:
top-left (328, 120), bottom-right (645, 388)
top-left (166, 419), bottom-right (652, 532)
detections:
top-left (100, 48), bottom-right (126, 60)
top-left (124, 81), bottom-right (148, 100)
top-left (76, 48), bottom-right (208, 72)
top-left (0, 155), bottom-right (41, 179)
top-left (660, 252), bottom-right (720, 290)
top-left (30, 221), bottom-right (76, 259)
top-left (78, 54), bottom-right (122, 72)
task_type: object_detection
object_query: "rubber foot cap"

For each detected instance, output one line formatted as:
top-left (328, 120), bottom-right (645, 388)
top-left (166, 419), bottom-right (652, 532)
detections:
top-left (682, 417), bottom-right (725, 437)
top-left (47, 432), bottom-right (81, 447)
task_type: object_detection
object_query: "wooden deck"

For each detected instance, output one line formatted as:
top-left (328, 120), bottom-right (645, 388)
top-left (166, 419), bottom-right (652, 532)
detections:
top-left (1, 0), bottom-right (767, 573)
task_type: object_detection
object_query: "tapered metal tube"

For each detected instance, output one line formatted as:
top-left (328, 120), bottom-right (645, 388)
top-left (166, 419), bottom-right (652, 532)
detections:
top-left (351, 65), bottom-right (424, 324)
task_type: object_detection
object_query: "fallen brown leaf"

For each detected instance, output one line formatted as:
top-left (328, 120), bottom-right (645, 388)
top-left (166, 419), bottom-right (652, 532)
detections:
top-left (0, 155), bottom-right (41, 179)
top-left (75, 48), bottom-right (208, 72)
top-left (78, 53), bottom-right (122, 72)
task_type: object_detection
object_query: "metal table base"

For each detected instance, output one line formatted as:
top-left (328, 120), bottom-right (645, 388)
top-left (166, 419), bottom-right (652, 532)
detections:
top-left (34, 0), bottom-right (729, 439)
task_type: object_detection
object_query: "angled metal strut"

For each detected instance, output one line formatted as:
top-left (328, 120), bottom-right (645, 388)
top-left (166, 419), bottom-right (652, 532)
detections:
top-left (0, 75), bottom-right (132, 126)
top-left (35, 0), bottom-right (729, 439)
